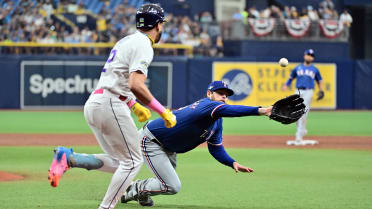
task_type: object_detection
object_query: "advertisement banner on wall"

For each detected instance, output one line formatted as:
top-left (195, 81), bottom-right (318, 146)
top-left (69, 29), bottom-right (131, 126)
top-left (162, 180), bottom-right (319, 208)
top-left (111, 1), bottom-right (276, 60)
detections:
top-left (213, 62), bottom-right (336, 109)
top-left (21, 61), bottom-right (172, 109)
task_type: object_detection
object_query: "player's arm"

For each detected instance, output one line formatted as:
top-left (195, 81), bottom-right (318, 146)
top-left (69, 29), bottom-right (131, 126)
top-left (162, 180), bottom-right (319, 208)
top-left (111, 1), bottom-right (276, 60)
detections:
top-left (127, 43), bottom-right (176, 128)
top-left (126, 71), bottom-right (152, 122)
top-left (316, 80), bottom-right (324, 91)
top-left (315, 69), bottom-right (324, 91)
top-left (282, 68), bottom-right (297, 91)
top-left (207, 143), bottom-right (253, 173)
top-left (129, 71), bottom-right (154, 104)
top-left (315, 70), bottom-right (325, 101)
top-left (129, 71), bottom-right (176, 128)
top-left (207, 124), bottom-right (253, 173)
top-left (212, 104), bottom-right (272, 118)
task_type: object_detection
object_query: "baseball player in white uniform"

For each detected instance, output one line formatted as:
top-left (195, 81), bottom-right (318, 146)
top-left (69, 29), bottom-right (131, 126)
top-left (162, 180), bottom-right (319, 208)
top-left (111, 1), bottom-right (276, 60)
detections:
top-left (47, 4), bottom-right (176, 209)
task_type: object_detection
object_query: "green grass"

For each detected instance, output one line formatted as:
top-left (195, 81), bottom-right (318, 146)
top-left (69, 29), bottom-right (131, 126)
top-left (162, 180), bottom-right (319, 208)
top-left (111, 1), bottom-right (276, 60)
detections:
top-left (223, 111), bottom-right (372, 136)
top-left (0, 111), bottom-right (371, 136)
top-left (0, 146), bottom-right (372, 209)
top-left (0, 111), bottom-right (154, 134)
top-left (1, 111), bottom-right (372, 208)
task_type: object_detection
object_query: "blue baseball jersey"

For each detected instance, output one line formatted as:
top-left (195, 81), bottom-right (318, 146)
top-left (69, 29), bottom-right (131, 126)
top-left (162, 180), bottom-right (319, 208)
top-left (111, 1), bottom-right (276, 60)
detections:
top-left (146, 98), bottom-right (259, 167)
top-left (285, 64), bottom-right (322, 89)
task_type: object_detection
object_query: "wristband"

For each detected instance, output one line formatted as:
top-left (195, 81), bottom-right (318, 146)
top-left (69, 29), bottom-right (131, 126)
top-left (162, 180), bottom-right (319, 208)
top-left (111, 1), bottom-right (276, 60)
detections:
top-left (127, 99), bottom-right (137, 108)
top-left (148, 98), bottom-right (166, 114)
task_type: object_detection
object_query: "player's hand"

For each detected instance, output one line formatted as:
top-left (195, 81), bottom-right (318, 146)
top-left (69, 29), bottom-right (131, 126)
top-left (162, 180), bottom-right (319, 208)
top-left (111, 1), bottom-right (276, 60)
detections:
top-left (233, 162), bottom-right (254, 173)
top-left (160, 109), bottom-right (177, 128)
top-left (281, 85), bottom-right (288, 91)
top-left (316, 90), bottom-right (325, 101)
top-left (259, 106), bottom-right (272, 116)
top-left (131, 102), bottom-right (151, 122)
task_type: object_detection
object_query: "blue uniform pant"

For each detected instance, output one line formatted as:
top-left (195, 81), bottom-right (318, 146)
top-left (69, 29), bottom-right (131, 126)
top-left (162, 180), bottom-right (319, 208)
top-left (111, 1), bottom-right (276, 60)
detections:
top-left (125, 127), bottom-right (181, 199)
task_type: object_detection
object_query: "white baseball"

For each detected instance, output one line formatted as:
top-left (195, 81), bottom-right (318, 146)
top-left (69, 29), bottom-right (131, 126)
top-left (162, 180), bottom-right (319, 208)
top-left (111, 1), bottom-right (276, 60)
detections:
top-left (279, 58), bottom-right (288, 67)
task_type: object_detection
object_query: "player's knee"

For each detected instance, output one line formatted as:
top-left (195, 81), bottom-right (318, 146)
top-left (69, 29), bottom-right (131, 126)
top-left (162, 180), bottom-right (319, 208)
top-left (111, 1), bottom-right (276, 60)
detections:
top-left (167, 181), bottom-right (181, 194)
top-left (133, 153), bottom-right (143, 167)
top-left (132, 158), bottom-right (143, 170)
top-left (134, 158), bottom-right (143, 168)
top-left (118, 157), bottom-right (143, 171)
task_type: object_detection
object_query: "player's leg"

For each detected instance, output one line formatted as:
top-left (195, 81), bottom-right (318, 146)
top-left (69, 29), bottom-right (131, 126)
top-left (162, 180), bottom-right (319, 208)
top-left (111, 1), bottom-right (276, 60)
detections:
top-left (55, 124), bottom-right (122, 173)
top-left (122, 132), bottom-right (181, 206)
top-left (47, 101), bottom-right (112, 187)
top-left (296, 89), bottom-right (313, 142)
top-left (48, 95), bottom-right (111, 187)
top-left (95, 98), bottom-right (143, 209)
top-left (136, 138), bottom-right (180, 195)
top-left (83, 95), bottom-right (143, 209)
top-left (68, 125), bottom-right (120, 173)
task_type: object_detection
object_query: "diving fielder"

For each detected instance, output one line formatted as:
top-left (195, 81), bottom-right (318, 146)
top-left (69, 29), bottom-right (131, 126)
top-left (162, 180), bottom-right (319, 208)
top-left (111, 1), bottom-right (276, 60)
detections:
top-left (50, 81), bottom-right (272, 206)
top-left (119, 81), bottom-right (273, 206)
top-left (48, 4), bottom-right (176, 209)
top-left (282, 49), bottom-right (324, 146)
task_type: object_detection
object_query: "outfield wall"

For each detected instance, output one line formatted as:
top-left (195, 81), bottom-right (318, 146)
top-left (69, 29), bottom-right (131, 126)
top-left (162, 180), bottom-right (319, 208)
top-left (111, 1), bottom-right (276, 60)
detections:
top-left (0, 55), bottom-right (371, 109)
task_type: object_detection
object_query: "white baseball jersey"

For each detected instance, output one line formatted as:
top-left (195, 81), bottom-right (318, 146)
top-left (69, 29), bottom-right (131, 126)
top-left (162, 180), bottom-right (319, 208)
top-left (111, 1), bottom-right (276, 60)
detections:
top-left (84, 30), bottom-right (154, 209)
top-left (96, 30), bottom-right (154, 98)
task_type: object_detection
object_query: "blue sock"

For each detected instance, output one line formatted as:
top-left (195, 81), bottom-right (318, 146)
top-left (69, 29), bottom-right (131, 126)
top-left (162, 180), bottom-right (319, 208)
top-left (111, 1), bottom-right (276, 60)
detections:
top-left (69, 153), bottom-right (103, 170)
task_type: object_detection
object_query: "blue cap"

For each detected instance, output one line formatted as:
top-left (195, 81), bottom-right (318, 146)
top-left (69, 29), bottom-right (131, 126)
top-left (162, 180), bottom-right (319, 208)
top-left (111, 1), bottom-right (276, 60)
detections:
top-left (207, 81), bottom-right (234, 96)
top-left (304, 49), bottom-right (315, 57)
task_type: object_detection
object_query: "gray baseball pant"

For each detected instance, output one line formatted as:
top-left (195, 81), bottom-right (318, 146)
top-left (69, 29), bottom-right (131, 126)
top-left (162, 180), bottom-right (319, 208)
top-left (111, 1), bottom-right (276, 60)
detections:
top-left (296, 89), bottom-right (313, 140)
top-left (125, 126), bottom-right (181, 199)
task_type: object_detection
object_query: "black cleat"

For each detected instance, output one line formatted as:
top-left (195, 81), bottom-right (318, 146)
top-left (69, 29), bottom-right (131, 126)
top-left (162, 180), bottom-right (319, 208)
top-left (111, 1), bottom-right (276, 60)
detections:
top-left (121, 193), bottom-right (154, 206)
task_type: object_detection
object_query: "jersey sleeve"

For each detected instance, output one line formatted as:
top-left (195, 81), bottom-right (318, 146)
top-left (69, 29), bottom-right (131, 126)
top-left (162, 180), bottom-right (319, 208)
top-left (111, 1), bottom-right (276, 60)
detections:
top-left (207, 121), bottom-right (235, 168)
top-left (285, 67), bottom-right (298, 86)
top-left (201, 100), bottom-right (226, 118)
top-left (208, 144), bottom-right (235, 168)
top-left (212, 104), bottom-right (260, 118)
top-left (207, 120), bottom-right (223, 145)
top-left (195, 99), bottom-right (259, 119)
top-left (128, 41), bottom-right (153, 77)
top-left (315, 68), bottom-right (322, 82)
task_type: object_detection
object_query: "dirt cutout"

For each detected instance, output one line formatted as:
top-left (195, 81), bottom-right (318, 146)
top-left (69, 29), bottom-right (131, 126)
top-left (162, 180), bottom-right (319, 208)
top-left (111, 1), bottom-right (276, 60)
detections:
top-left (0, 171), bottom-right (24, 181)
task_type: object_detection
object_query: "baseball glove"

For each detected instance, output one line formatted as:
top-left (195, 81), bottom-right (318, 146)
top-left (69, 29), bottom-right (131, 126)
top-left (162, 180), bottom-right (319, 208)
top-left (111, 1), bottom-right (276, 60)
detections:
top-left (316, 90), bottom-right (325, 101)
top-left (269, 94), bottom-right (306, 125)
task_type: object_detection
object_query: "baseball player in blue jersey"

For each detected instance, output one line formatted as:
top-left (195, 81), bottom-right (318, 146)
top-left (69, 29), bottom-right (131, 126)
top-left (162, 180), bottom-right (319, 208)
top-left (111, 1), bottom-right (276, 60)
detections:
top-left (119, 80), bottom-right (273, 206)
top-left (282, 49), bottom-right (324, 146)
top-left (52, 81), bottom-right (272, 207)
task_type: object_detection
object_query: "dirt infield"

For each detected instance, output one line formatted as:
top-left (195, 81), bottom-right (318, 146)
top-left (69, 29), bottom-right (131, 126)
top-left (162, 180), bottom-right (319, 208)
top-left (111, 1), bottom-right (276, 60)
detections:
top-left (1, 133), bottom-right (372, 181)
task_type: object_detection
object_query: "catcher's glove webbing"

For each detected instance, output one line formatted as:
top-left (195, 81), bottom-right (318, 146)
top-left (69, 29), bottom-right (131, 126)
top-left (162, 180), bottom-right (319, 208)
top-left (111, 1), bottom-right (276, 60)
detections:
top-left (269, 94), bottom-right (306, 125)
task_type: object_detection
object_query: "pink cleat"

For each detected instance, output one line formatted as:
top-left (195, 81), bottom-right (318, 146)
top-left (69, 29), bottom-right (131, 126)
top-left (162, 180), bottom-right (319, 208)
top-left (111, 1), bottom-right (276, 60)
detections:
top-left (48, 147), bottom-right (73, 187)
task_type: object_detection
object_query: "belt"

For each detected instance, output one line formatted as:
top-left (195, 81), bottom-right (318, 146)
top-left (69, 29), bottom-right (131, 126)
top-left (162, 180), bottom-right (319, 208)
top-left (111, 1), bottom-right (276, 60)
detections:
top-left (143, 125), bottom-right (163, 147)
top-left (93, 88), bottom-right (127, 102)
top-left (297, 87), bottom-right (312, 90)
top-left (152, 138), bottom-right (163, 147)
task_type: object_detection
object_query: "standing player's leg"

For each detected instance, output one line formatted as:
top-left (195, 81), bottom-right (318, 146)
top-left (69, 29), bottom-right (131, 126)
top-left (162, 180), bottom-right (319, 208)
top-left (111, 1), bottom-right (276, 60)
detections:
top-left (296, 89), bottom-right (313, 142)
top-left (48, 131), bottom-right (117, 187)
top-left (85, 97), bottom-right (143, 209)
top-left (122, 130), bottom-right (181, 206)
top-left (48, 96), bottom-right (143, 193)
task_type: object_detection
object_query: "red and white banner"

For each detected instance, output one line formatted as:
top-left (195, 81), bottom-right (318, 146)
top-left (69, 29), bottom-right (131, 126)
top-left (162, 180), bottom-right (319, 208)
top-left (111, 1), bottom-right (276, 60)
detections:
top-left (284, 19), bottom-right (311, 38)
top-left (248, 18), bottom-right (276, 37)
top-left (319, 20), bottom-right (344, 38)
